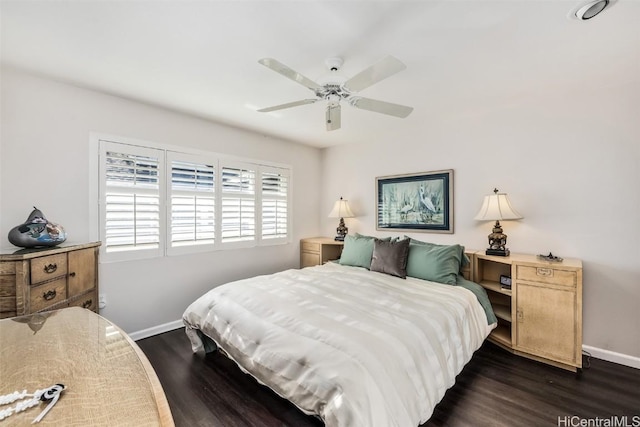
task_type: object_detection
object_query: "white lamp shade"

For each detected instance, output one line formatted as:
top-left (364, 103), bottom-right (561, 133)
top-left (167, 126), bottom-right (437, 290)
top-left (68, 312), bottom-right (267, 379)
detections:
top-left (328, 198), bottom-right (355, 218)
top-left (474, 192), bottom-right (523, 221)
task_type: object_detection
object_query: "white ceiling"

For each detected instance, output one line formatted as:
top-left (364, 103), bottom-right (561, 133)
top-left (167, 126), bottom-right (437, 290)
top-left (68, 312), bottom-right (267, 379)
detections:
top-left (1, 0), bottom-right (638, 148)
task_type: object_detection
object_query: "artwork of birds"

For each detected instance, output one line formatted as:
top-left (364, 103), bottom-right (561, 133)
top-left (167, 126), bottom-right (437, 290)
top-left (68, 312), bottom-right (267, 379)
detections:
top-left (399, 201), bottom-right (414, 220)
top-left (419, 185), bottom-right (435, 214)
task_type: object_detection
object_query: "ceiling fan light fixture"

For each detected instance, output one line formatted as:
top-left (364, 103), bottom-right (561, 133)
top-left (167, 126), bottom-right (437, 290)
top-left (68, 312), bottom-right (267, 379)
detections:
top-left (574, 0), bottom-right (609, 20)
top-left (324, 57), bottom-right (343, 71)
top-left (316, 57), bottom-right (348, 86)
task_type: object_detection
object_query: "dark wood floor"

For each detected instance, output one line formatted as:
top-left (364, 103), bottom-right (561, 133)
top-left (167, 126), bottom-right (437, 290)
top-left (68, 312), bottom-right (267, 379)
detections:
top-left (138, 329), bottom-right (640, 427)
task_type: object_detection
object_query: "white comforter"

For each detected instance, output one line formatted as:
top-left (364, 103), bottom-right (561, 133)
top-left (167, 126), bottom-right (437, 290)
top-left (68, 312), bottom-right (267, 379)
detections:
top-left (183, 262), bottom-right (493, 427)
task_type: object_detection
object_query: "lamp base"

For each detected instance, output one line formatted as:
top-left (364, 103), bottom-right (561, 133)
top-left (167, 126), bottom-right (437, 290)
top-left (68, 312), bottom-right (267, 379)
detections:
top-left (335, 217), bottom-right (348, 242)
top-left (486, 248), bottom-right (510, 257)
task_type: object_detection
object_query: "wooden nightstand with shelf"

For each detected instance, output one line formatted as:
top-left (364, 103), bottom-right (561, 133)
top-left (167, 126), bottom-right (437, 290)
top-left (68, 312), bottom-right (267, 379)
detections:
top-left (300, 237), bottom-right (344, 268)
top-left (474, 252), bottom-right (583, 372)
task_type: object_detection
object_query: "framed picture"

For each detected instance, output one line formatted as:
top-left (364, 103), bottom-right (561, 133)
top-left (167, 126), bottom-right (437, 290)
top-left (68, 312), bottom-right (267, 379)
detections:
top-left (376, 169), bottom-right (453, 233)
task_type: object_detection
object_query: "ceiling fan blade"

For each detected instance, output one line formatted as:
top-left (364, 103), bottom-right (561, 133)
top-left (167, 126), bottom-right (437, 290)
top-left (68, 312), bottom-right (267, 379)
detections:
top-left (349, 96), bottom-right (413, 118)
top-left (326, 104), bottom-right (341, 131)
top-left (258, 58), bottom-right (323, 92)
top-left (343, 55), bottom-right (407, 93)
top-left (258, 99), bottom-right (318, 113)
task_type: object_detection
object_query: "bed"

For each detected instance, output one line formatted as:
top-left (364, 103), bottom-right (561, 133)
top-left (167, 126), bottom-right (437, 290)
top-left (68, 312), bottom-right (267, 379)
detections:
top-left (183, 236), bottom-right (496, 427)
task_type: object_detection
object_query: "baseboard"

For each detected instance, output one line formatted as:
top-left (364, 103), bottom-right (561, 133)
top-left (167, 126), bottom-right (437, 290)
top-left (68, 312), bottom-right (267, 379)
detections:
top-left (583, 345), bottom-right (640, 370)
top-left (130, 319), bottom-right (184, 341)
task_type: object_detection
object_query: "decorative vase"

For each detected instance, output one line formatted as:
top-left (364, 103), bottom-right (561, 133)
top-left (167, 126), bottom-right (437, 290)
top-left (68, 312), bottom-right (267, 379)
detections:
top-left (7, 207), bottom-right (67, 248)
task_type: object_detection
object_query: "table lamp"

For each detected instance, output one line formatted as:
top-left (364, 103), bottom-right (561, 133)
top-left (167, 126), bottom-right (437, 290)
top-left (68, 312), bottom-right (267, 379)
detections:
top-left (474, 188), bottom-right (523, 256)
top-left (328, 197), bottom-right (355, 241)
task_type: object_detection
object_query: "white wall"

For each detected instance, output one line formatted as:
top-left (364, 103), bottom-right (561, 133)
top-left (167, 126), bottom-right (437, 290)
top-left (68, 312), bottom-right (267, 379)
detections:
top-left (0, 66), bottom-right (322, 333)
top-left (321, 81), bottom-right (640, 359)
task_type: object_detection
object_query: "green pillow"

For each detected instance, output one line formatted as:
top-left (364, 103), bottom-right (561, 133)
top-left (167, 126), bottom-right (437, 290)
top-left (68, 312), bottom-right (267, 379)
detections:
top-left (405, 236), bottom-right (470, 268)
top-left (354, 232), bottom-right (392, 242)
top-left (405, 242), bottom-right (463, 285)
top-left (339, 234), bottom-right (376, 269)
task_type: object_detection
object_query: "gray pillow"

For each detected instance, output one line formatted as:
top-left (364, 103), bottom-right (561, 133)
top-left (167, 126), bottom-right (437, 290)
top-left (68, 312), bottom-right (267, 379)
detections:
top-left (370, 238), bottom-right (410, 279)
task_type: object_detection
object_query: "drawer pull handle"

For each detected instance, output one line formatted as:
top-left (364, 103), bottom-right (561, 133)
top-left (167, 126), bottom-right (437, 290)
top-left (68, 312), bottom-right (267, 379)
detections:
top-left (43, 263), bottom-right (58, 274)
top-left (69, 272), bottom-right (76, 277)
top-left (43, 290), bottom-right (57, 301)
top-left (82, 299), bottom-right (92, 309)
top-left (536, 267), bottom-right (553, 277)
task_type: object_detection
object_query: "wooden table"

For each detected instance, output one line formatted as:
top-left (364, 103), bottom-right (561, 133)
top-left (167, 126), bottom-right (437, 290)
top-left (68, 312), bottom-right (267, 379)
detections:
top-left (0, 307), bottom-right (174, 426)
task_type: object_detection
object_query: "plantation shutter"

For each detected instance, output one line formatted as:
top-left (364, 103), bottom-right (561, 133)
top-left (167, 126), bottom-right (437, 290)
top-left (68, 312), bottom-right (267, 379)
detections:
top-left (221, 163), bottom-right (256, 243)
top-left (101, 142), bottom-right (163, 257)
top-left (168, 153), bottom-right (215, 250)
top-left (261, 167), bottom-right (289, 241)
top-left (97, 137), bottom-right (292, 260)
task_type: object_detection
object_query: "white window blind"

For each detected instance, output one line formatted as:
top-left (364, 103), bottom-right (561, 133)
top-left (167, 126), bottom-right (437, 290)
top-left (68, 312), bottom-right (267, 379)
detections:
top-left (168, 153), bottom-right (215, 250)
top-left (100, 142), bottom-right (164, 258)
top-left (261, 167), bottom-right (289, 241)
top-left (96, 136), bottom-right (291, 261)
top-left (221, 164), bottom-right (256, 243)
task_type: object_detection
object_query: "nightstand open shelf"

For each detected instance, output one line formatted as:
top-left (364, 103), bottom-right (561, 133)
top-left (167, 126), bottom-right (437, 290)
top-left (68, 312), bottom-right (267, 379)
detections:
top-left (475, 254), bottom-right (514, 347)
top-left (492, 303), bottom-right (511, 322)
top-left (490, 324), bottom-right (512, 347)
top-left (478, 280), bottom-right (512, 296)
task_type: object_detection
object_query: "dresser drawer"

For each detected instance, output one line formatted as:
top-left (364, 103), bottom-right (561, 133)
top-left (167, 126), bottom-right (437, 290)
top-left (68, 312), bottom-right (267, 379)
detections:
top-left (301, 252), bottom-right (321, 268)
top-left (30, 277), bottom-right (67, 312)
top-left (515, 265), bottom-right (577, 287)
top-left (68, 290), bottom-right (97, 311)
top-left (31, 253), bottom-right (68, 284)
top-left (301, 242), bottom-right (320, 253)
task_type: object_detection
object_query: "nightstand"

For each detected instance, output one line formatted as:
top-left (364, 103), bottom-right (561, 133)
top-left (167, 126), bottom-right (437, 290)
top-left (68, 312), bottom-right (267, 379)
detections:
top-left (300, 237), bottom-right (344, 268)
top-left (474, 252), bottom-right (583, 371)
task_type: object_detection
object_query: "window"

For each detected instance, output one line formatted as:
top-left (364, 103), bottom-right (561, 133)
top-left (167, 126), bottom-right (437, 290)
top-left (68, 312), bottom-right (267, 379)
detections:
top-left (100, 142), bottom-right (164, 261)
top-left (95, 137), bottom-right (291, 262)
top-left (221, 164), bottom-right (256, 243)
top-left (168, 152), bottom-right (215, 253)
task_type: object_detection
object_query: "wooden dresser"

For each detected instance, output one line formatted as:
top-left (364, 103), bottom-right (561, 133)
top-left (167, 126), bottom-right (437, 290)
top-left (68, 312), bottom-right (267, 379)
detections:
top-left (473, 252), bottom-right (583, 371)
top-left (0, 242), bottom-right (100, 319)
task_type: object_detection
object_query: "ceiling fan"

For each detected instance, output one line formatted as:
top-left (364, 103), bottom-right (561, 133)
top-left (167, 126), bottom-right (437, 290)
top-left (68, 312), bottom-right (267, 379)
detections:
top-left (257, 55), bottom-right (413, 131)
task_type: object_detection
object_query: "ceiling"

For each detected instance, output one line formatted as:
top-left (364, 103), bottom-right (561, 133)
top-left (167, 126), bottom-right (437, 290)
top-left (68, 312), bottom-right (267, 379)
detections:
top-left (1, 1), bottom-right (638, 148)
